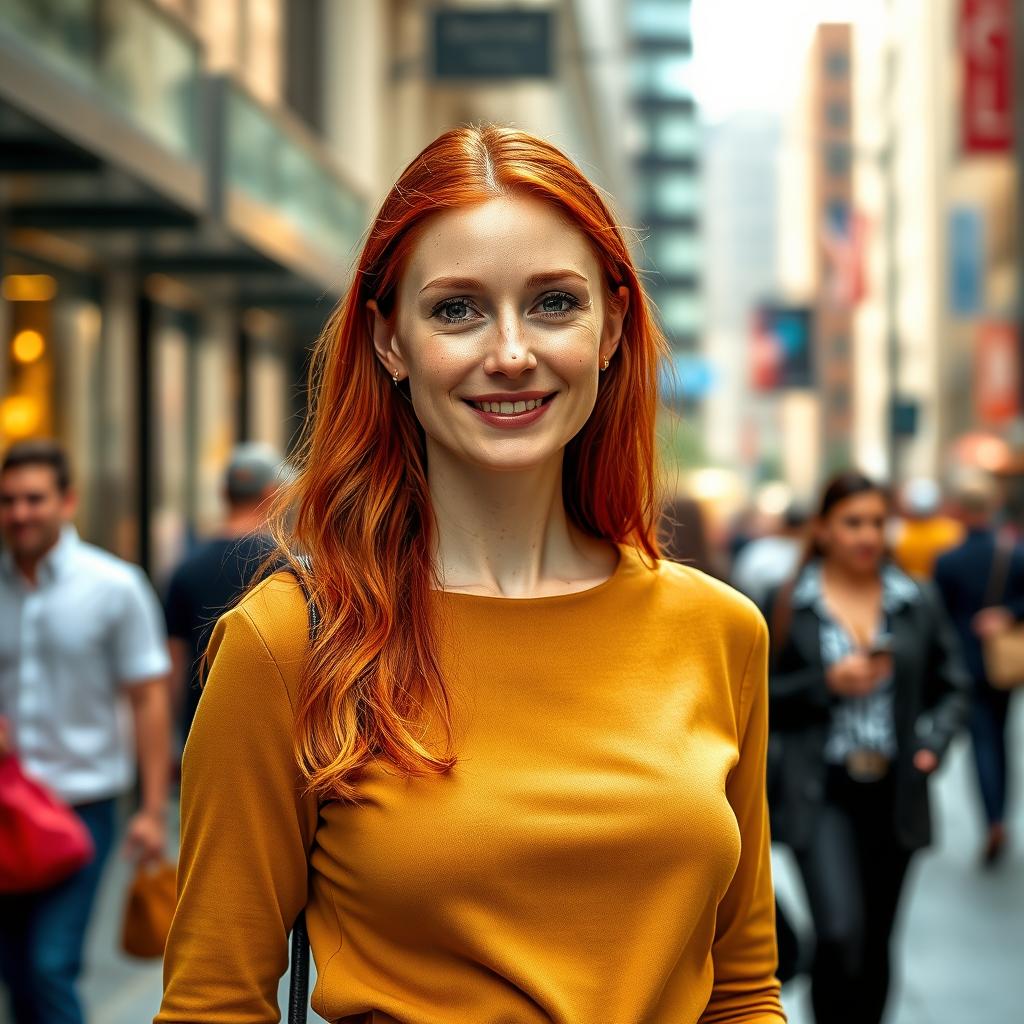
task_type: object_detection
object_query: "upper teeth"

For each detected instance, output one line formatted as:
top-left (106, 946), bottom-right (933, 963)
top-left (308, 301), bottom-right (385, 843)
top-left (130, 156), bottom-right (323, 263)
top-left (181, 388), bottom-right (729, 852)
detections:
top-left (474, 398), bottom-right (543, 414)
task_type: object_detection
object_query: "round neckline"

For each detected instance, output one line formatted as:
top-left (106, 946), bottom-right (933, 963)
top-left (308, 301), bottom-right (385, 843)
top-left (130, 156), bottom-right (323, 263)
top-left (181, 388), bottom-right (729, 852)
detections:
top-left (433, 543), bottom-right (639, 607)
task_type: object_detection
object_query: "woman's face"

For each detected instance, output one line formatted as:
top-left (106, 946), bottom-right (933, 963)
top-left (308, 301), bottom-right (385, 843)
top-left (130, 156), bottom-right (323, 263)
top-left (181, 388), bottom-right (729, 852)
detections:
top-left (370, 195), bottom-right (627, 475)
top-left (816, 490), bottom-right (888, 574)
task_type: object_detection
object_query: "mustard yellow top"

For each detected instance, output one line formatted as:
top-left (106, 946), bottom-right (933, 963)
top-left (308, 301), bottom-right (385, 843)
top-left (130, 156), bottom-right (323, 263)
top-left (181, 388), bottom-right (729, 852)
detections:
top-left (156, 546), bottom-right (784, 1024)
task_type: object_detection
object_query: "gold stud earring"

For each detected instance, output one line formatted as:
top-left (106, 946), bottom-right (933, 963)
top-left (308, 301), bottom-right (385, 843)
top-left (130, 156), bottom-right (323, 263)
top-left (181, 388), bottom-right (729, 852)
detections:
top-left (392, 368), bottom-right (400, 385)
top-left (601, 358), bottom-right (610, 372)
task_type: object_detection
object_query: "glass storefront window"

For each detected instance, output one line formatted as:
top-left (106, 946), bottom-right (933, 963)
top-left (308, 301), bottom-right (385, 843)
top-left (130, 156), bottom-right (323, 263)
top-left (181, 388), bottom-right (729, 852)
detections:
top-left (0, 0), bottom-right (202, 159)
top-left (225, 83), bottom-right (365, 260)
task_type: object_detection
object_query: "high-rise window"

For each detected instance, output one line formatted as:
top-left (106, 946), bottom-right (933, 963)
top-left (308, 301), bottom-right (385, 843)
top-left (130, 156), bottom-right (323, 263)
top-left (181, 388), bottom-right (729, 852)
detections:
top-left (650, 231), bottom-right (701, 276)
top-left (825, 49), bottom-right (849, 78)
top-left (640, 172), bottom-right (700, 217)
top-left (642, 112), bottom-right (699, 156)
top-left (631, 55), bottom-right (692, 99)
top-left (629, 0), bottom-right (690, 41)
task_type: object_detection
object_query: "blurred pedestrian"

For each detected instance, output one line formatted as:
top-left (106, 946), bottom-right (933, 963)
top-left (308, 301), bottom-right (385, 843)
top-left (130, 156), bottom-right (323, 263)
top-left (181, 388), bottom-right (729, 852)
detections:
top-left (659, 493), bottom-right (720, 576)
top-left (934, 473), bottom-right (1024, 866)
top-left (0, 440), bottom-right (171, 1024)
top-left (891, 477), bottom-right (964, 579)
top-left (157, 126), bottom-right (785, 1023)
top-left (163, 443), bottom-right (287, 746)
top-left (766, 470), bottom-right (968, 1024)
top-left (732, 500), bottom-right (810, 610)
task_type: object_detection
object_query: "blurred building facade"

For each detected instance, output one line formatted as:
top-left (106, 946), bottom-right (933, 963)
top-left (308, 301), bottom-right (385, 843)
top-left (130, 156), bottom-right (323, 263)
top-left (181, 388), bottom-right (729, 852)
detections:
top-left (0, 0), bottom-right (633, 581)
top-left (627, 0), bottom-right (704, 408)
top-left (702, 112), bottom-right (783, 473)
top-left (764, 0), bottom-right (1019, 494)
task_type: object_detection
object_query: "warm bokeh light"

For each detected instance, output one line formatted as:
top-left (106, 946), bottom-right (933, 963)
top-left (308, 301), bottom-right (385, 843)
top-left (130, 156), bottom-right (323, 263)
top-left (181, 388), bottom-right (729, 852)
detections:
top-left (2, 274), bottom-right (57, 302)
top-left (0, 395), bottom-right (42, 438)
top-left (755, 480), bottom-right (794, 518)
top-left (11, 328), bottom-right (46, 364)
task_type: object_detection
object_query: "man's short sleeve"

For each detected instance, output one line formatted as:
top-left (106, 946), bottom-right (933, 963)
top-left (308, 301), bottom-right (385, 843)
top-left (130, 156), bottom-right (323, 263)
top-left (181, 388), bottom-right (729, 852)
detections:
top-left (113, 567), bottom-right (172, 685)
top-left (164, 565), bottom-right (193, 640)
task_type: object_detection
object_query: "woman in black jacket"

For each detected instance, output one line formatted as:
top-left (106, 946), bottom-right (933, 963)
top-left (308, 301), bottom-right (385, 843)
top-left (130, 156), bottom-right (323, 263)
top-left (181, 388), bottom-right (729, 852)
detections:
top-left (766, 471), bottom-right (969, 1024)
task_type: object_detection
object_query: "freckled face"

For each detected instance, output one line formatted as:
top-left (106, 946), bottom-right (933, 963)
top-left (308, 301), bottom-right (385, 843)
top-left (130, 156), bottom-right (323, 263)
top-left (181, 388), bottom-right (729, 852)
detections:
top-left (373, 195), bottom-right (626, 474)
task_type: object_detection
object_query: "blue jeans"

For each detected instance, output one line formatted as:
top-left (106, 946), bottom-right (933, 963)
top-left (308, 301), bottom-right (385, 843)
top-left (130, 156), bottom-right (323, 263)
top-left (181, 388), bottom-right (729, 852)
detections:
top-left (970, 680), bottom-right (1012, 826)
top-left (0, 797), bottom-right (117, 1024)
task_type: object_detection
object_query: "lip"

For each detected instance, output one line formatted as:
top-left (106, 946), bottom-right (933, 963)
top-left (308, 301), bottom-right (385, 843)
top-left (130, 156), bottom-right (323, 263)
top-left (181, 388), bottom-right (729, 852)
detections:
top-left (463, 392), bottom-right (556, 430)
top-left (465, 390), bottom-right (554, 403)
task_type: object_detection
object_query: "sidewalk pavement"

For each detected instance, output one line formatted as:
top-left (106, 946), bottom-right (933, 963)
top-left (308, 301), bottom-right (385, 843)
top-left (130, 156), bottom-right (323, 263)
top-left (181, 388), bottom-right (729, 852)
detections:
top-left (2, 701), bottom-right (1021, 1024)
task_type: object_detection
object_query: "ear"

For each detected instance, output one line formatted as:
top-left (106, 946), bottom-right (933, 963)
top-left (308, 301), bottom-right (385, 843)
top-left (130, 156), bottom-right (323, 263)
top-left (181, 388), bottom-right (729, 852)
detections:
top-left (367, 299), bottom-right (408, 381)
top-left (62, 487), bottom-right (79, 521)
top-left (812, 518), bottom-right (829, 553)
top-left (600, 285), bottom-right (630, 365)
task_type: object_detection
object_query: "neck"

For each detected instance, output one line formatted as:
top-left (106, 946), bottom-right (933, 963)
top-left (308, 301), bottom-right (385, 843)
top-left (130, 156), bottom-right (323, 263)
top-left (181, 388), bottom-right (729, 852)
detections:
top-left (222, 506), bottom-right (266, 537)
top-left (822, 557), bottom-right (879, 590)
top-left (426, 443), bottom-right (612, 597)
top-left (14, 530), bottom-right (64, 587)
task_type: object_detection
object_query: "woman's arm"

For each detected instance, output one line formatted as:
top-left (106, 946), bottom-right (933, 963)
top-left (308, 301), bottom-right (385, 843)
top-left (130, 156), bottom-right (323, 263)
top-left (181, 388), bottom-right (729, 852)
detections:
top-left (763, 589), bottom-right (832, 717)
top-left (700, 618), bottom-right (787, 1024)
top-left (914, 582), bottom-right (970, 762)
top-left (155, 603), bottom-right (318, 1024)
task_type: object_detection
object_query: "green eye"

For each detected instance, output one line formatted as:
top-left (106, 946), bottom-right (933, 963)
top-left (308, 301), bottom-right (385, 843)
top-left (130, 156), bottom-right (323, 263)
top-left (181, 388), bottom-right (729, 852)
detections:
top-left (442, 301), bottom-right (469, 320)
top-left (537, 291), bottom-right (580, 316)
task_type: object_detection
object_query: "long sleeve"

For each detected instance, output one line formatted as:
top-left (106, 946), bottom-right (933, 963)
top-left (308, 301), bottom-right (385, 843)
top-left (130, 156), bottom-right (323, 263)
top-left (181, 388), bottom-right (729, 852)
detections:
top-left (155, 603), bottom-right (317, 1024)
top-left (1005, 545), bottom-right (1024, 620)
top-left (700, 618), bottom-right (787, 1024)
top-left (914, 583), bottom-right (970, 761)
top-left (763, 588), bottom-right (831, 719)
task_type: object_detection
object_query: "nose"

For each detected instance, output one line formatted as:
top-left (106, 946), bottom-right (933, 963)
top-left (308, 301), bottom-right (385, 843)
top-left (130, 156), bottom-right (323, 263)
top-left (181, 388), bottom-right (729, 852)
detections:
top-left (482, 312), bottom-right (537, 377)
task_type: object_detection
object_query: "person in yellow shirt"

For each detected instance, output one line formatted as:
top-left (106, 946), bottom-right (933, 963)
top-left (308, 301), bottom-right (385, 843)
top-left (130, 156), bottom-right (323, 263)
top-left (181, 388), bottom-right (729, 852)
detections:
top-left (891, 478), bottom-right (964, 579)
top-left (156, 126), bottom-right (786, 1024)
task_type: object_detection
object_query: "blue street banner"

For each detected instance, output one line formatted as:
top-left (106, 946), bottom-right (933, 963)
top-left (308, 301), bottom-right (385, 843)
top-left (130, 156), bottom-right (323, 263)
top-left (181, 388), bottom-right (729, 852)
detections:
top-left (660, 352), bottom-right (716, 402)
top-left (949, 205), bottom-right (984, 317)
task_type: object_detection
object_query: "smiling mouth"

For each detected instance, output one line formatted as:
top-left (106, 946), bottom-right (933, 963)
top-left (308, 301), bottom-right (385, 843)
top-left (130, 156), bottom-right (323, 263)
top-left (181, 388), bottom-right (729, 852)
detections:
top-left (465, 394), bottom-right (556, 415)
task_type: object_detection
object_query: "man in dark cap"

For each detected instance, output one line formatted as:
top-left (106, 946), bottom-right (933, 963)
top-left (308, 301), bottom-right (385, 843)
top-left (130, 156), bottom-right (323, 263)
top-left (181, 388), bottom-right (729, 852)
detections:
top-left (163, 444), bottom-right (288, 746)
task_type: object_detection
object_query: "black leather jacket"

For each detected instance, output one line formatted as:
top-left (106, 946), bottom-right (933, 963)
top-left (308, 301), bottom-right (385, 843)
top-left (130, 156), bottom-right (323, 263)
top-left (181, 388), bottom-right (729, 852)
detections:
top-left (765, 571), bottom-right (969, 852)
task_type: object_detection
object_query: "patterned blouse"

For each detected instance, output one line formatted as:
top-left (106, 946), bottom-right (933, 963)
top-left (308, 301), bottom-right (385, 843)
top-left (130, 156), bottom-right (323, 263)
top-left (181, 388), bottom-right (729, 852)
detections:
top-left (790, 560), bottom-right (918, 763)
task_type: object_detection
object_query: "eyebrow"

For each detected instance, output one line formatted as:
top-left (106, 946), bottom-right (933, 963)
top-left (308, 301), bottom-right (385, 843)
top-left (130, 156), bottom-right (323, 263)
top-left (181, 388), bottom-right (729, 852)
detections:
top-left (418, 269), bottom-right (590, 296)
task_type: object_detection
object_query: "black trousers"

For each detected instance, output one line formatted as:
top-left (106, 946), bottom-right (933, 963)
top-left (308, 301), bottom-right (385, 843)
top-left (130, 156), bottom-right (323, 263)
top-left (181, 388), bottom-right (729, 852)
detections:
top-left (795, 766), bottom-right (913, 1024)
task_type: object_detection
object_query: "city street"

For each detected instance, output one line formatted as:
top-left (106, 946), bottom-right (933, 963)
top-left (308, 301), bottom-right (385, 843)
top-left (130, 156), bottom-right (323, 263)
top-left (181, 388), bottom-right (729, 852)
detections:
top-left (1, 700), bottom-right (1019, 1024)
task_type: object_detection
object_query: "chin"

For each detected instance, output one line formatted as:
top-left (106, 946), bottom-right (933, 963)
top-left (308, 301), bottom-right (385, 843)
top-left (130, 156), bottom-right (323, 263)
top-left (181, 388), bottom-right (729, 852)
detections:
top-left (468, 448), bottom-right (562, 474)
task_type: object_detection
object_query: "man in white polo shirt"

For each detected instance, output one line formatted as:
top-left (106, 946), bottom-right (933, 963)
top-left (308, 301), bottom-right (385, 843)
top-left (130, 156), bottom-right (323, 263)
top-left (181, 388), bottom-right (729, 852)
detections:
top-left (0, 440), bottom-right (172, 1024)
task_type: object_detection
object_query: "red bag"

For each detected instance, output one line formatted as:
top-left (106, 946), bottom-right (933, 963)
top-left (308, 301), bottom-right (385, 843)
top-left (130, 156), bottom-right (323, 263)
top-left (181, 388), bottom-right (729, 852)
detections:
top-left (0, 753), bottom-right (95, 893)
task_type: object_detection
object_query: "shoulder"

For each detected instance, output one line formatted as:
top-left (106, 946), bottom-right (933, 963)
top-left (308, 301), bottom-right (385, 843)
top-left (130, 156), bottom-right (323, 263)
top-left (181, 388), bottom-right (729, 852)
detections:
top-left (73, 541), bottom-right (156, 597)
top-left (220, 572), bottom-right (311, 696)
top-left (645, 554), bottom-right (766, 650)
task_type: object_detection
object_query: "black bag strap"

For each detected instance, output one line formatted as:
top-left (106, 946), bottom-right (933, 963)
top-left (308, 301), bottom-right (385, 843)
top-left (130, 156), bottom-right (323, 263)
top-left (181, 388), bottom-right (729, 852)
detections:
top-left (287, 556), bottom-right (317, 1024)
top-left (984, 531), bottom-right (1013, 609)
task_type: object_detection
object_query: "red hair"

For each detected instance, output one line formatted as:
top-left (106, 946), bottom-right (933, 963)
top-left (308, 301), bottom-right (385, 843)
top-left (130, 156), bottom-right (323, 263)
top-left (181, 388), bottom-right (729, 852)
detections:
top-left (271, 125), bottom-right (668, 800)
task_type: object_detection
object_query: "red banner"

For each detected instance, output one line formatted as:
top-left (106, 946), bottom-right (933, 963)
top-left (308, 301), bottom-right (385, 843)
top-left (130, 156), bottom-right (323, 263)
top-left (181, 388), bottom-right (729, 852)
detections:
top-left (960, 0), bottom-right (1013, 153)
top-left (974, 321), bottom-right (1019, 425)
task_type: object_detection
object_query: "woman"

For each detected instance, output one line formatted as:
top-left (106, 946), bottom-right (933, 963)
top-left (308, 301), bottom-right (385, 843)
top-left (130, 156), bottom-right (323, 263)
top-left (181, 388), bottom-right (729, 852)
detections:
top-left (156, 126), bottom-right (784, 1024)
top-left (766, 471), bottom-right (968, 1024)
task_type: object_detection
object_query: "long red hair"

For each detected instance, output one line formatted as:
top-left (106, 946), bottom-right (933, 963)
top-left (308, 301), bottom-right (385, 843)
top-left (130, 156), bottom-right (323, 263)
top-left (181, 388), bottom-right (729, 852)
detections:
top-left (271, 125), bottom-right (668, 800)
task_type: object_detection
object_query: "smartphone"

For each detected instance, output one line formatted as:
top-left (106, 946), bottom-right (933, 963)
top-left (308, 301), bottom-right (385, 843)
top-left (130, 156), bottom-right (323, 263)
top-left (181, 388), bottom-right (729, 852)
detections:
top-left (867, 634), bottom-right (893, 659)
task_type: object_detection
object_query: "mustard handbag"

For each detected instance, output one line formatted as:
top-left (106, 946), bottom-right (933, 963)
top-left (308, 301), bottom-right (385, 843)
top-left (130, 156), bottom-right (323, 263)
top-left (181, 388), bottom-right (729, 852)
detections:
top-left (982, 536), bottom-right (1024, 691)
top-left (121, 860), bottom-right (177, 959)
